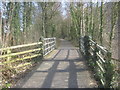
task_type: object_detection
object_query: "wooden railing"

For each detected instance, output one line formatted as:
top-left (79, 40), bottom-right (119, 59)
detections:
top-left (89, 39), bottom-right (110, 86)
top-left (0, 37), bottom-right (56, 88)
top-left (0, 42), bottom-right (42, 71)
top-left (43, 37), bottom-right (56, 56)
top-left (0, 37), bottom-right (56, 71)
top-left (80, 36), bottom-right (115, 88)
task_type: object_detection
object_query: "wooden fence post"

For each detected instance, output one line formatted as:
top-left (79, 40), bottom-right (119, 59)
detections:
top-left (79, 37), bottom-right (81, 51)
top-left (104, 52), bottom-right (114, 88)
top-left (7, 49), bottom-right (12, 69)
top-left (93, 43), bottom-right (98, 70)
top-left (54, 37), bottom-right (56, 49)
top-left (83, 36), bottom-right (90, 61)
top-left (39, 37), bottom-right (43, 58)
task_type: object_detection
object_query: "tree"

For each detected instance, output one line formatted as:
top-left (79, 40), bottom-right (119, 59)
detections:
top-left (0, 5), bottom-right (2, 48)
top-left (100, 2), bottom-right (103, 45)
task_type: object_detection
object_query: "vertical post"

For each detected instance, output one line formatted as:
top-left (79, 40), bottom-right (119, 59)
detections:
top-left (118, 1), bottom-right (120, 88)
top-left (82, 37), bottom-right (84, 54)
top-left (0, 8), bottom-right (1, 84)
top-left (7, 49), bottom-right (12, 67)
top-left (49, 39), bottom-right (50, 53)
top-left (7, 49), bottom-right (11, 61)
top-left (80, 36), bottom-right (84, 55)
top-left (79, 37), bottom-right (81, 51)
top-left (54, 37), bottom-right (56, 49)
top-left (49, 38), bottom-right (52, 51)
top-left (104, 52), bottom-right (114, 88)
top-left (42, 37), bottom-right (44, 57)
top-left (0, 8), bottom-right (2, 84)
top-left (47, 38), bottom-right (50, 52)
top-left (0, 9), bottom-right (2, 49)
top-left (93, 43), bottom-right (98, 69)
top-left (83, 36), bottom-right (90, 60)
top-left (39, 36), bottom-right (44, 58)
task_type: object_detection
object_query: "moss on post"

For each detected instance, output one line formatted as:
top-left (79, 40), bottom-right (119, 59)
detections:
top-left (83, 36), bottom-right (90, 61)
top-left (104, 52), bottom-right (114, 88)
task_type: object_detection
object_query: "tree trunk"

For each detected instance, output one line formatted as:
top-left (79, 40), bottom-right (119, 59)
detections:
top-left (100, 2), bottom-right (103, 45)
top-left (118, 1), bottom-right (120, 88)
top-left (0, 10), bottom-right (2, 48)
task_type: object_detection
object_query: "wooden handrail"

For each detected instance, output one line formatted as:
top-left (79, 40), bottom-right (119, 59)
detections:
top-left (90, 39), bottom-right (108, 53)
top-left (1, 37), bottom-right (56, 88)
top-left (2, 53), bottom-right (42, 64)
top-left (0, 42), bottom-right (42, 51)
top-left (1, 37), bottom-right (56, 67)
top-left (80, 36), bottom-right (115, 87)
top-left (0, 48), bottom-right (42, 58)
top-left (43, 37), bottom-right (56, 56)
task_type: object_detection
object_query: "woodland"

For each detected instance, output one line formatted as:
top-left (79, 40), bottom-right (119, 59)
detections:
top-left (0, 1), bottom-right (120, 88)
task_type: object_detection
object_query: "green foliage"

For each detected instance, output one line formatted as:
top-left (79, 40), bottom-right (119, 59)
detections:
top-left (11, 2), bottom-right (21, 45)
top-left (99, 2), bottom-right (103, 45)
top-left (81, 36), bottom-right (115, 88)
top-left (104, 52), bottom-right (114, 88)
top-left (1, 83), bottom-right (11, 90)
top-left (109, 2), bottom-right (118, 50)
top-left (91, 43), bottom-right (98, 70)
top-left (1, 1), bottom-right (119, 88)
top-left (69, 3), bottom-right (82, 44)
top-left (51, 24), bottom-right (56, 37)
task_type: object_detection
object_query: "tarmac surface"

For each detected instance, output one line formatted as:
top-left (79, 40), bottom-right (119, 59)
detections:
top-left (14, 39), bottom-right (97, 88)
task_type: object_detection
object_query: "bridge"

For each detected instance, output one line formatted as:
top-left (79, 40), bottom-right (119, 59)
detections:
top-left (0, 36), bottom-right (119, 88)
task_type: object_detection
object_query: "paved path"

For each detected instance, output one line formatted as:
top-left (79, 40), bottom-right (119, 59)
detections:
top-left (14, 39), bottom-right (97, 88)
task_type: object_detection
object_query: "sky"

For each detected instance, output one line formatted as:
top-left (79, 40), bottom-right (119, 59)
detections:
top-left (61, 1), bottom-right (67, 16)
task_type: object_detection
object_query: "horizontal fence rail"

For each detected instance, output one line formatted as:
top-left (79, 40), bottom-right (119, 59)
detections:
top-left (43, 37), bottom-right (56, 56)
top-left (0, 37), bottom-right (56, 70)
top-left (0, 42), bottom-right (43, 71)
top-left (0, 37), bottom-right (56, 88)
top-left (79, 36), bottom-right (116, 88)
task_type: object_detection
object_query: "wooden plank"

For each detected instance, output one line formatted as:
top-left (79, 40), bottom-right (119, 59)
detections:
top-left (43, 37), bottom-right (56, 56)
top-left (1, 63), bottom-right (32, 71)
top-left (3, 53), bottom-right (41, 64)
top-left (90, 46), bottom-right (94, 51)
top-left (0, 42), bottom-right (42, 51)
top-left (90, 51), bottom-right (93, 56)
top-left (98, 59), bottom-right (104, 66)
top-left (0, 48), bottom-right (42, 58)
top-left (44, 37), bottom-right (55, 41)
top-left (81, 44), bottom-right (84, 48)
top-left (44, 48), bottom-right (54, 56)
top-left (97, 53), bottom-right (105, 63)
top-left (1, 37), bottom-right (56, 73)
top-left (44, 44), bottom-right (55, 51)
top-left (96, 44), bottom-right (107, 53)
top-left (13, 63), bottom-right (32, 69)
top-left (90, 39), bottom-right (96, 44)
top-left (90, 39), bottom-right (107, 53)
top-left (100, 78), bottom-right (105, 86)
top-left (44, 41), bottom-right (55, 46)
top-left (96, 61), bottom-right (105, 73)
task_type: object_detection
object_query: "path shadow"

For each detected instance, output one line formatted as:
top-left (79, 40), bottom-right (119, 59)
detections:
top-left (68, 60), bottom-right (78, 88)
top-left (13, 50), bottom-right (61, 88)
top-left (38, 49), bottom-right (87, 88)
top-left (40, 50), bottom-right (70, 88)
top-left (14, 49), bottom-right (88, 88)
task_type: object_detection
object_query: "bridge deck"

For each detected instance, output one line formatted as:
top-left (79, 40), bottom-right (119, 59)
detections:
top-left (14, 39), bottom-right (97, 88)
